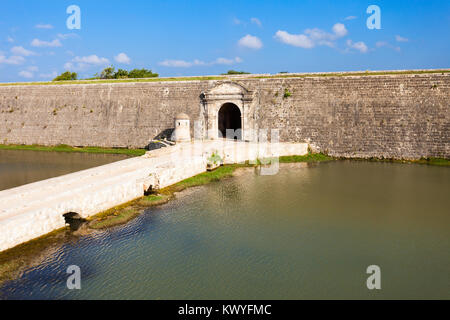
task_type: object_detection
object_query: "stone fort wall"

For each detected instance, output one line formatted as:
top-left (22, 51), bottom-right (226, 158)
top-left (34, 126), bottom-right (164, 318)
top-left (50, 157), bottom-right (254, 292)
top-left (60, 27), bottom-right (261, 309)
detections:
top-left (0, 73), bottom-right (448, 159)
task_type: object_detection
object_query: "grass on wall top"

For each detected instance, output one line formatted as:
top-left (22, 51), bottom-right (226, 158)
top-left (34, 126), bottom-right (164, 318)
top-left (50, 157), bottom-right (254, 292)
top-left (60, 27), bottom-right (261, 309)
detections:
top-left (0, 69), bottom-right (448, 86)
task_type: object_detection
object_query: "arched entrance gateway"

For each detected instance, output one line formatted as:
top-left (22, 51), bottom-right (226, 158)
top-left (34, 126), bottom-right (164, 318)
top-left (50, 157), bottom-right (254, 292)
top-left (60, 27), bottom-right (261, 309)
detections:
top-left (218, 103), bottom-right (242, 140)
top-left (201, 82), bottom-right (254, 141)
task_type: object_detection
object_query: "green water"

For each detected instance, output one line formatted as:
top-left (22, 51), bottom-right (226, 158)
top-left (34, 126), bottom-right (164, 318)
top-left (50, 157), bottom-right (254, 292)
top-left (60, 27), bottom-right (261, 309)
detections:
top-left (0, 161), bottom-right (449, 299)
top-left (0, 149), bottom-right (129, 191)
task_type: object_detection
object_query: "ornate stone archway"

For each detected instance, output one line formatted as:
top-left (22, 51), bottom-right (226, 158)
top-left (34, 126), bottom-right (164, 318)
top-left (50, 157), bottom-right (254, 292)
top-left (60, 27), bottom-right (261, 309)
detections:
top-left (201, 82), bottom-right (254, 140)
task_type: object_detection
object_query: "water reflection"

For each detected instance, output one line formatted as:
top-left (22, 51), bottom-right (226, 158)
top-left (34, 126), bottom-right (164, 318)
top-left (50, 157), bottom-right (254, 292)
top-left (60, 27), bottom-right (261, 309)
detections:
top-left (0, 161), bottom-right (449, 299)
top-left (0, 150), bottom-right (129, 191)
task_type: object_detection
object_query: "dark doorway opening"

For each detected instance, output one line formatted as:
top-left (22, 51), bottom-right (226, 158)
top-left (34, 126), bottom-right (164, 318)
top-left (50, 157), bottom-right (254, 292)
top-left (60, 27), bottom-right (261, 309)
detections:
top-left (218, 103), bottom-right (242, 140)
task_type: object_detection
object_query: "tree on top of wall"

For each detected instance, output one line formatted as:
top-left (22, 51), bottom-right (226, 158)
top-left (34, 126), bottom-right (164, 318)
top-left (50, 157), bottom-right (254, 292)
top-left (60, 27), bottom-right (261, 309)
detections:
top-left (222, 70), bottom-right (250, 75)
top-left (128, 68), bottom-right (158, 78)
top-left (53, 71), bottom-right (78, 81)
top-left (114, 69), bottom-right (129, 79)
top-left (99, 66), bottom-right (116, 79)
top-left (94, 66), bottom-right (158, 79)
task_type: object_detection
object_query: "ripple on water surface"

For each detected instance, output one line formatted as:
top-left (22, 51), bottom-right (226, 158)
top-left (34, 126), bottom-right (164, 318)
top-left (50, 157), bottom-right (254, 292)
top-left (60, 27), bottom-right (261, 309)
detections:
top-left (1, 161), bottom-right (449, 299)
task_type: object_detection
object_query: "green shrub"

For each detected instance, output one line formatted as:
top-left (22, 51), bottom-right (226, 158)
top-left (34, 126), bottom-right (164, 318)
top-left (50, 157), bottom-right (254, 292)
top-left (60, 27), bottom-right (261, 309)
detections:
top-left (283, 88), bottom-right (292, 98)
top-left (99, 66), bottom-right (116, 79)
top-left (128, 68), bottom-right (158, 78)
top-left (115, 69), bottom-right (129, 79)
top-left (222, 70), bottom-right (250, 75)
top-left (53, 71), bottom-right (77, 81)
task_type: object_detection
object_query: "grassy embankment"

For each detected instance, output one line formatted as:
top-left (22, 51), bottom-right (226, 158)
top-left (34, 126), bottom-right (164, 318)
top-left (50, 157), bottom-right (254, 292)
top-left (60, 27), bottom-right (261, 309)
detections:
top-left (0, 69), bottom-right (448, 86)
top-left (414, 158), bottom-right (450, 166)
top-left (0, 144), bottom-right (146, 156)
top-left (280, 153), bottom-right (450, 166)
top-left (0, 228), bottom-right (68, 285)
top-left (342, 156), bottom-right (450, 167)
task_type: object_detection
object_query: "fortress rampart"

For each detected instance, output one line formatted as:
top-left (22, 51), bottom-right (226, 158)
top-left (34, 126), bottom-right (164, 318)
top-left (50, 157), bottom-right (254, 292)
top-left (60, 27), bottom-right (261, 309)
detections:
top-left (1, 72), bottom-right (449, 159)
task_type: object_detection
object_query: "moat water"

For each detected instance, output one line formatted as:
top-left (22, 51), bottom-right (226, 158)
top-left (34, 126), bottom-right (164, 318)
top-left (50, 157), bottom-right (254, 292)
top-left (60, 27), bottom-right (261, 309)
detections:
top-left (0, 150), bottom-right (129, 191)
top-left (0, 160), bottom-right (449, 299)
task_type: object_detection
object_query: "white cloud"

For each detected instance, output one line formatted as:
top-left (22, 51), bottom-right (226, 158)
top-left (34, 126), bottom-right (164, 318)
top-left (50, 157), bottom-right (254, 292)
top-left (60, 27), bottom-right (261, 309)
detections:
top-left (18, 66), bottom-right (39, 79)
top-left (31, 38), bottom-right (62, 47)
top-left (344, 16), bottom-right (357, 20)
top-left (215, 57), bottom-right (242, 65)
top-left (57, 33), bottom-right (79, 40)
top-left (275, 23), bottom-right (347, 49)
top-left (376, 41), bottom-right (401, 52)
top-left (395, 35), bottom-right (409, 42)
top-left (251, 17), bottom-right (262, 27)
top-left (376, 41), bottom-right (388, 48)
top-left (65, 55), bottom-right (110, 71)
top-left (64, 62), bottom-right (74, 70)
top-left (73, 55), bottom-right (109, 65)
top-left (238, 34), bottom-right (263, 49)
top-left (39, 71), bottom-right (57, 79)
top-left (11, 46), bottom-right (36, 56)
top-left (346, 40), bottom-right (368, 53)
top-left (159, 59), bottom-right (193, 68)
top-left (234, 17), bottom-right (262, 27)
top-left (0, 55), bottom-right (25, 65)
top-left (35, 24), bottom-right (54, 29)
top-left (114, 53), bottom-right (131, 64)
top-left (7, 36), bottom-right (14, 43)
top-left (332, 23), bottom-right (348, 37)
top-left (159, 57), bottom-right (242, 68)
top-left (233, 18), bottom-right (242, 25)
top-left (19, 70), bottom-right (34, 78)
top-left (274, 31), bottom-right (314, 48)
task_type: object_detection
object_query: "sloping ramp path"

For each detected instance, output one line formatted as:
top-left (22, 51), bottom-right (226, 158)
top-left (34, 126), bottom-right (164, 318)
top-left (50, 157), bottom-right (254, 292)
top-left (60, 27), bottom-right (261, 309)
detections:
top-left (0, 141), bottom-right (308, 252)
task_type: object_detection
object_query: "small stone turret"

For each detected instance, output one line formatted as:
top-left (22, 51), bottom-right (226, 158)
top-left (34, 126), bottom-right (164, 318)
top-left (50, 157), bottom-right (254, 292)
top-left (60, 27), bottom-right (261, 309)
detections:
top-left (172, 113), bottom-right (191, 142)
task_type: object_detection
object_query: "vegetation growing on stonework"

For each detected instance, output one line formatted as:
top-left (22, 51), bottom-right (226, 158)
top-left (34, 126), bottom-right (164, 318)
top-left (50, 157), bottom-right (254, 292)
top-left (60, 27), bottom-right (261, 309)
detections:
top-left (283, 88), bottom-right (292, 98)
top-left (5, 69), bottom-right (448, 87)
top-left (207, 151), bottom-right (223, 165)
top-left (279, 153), bottom-right (334, 163)
top-left (98, 66), bottom-right (116, 79)
top-left (128, 68), bottom-right (159, 78)
top-left (114, 68), bottom-right (129, 79)
top-left (222, 70), bottom-right (250, 75)
top-left (53, 71), bottom-right (78, 81)
top-left (95, 66), bottom-right (159, 79)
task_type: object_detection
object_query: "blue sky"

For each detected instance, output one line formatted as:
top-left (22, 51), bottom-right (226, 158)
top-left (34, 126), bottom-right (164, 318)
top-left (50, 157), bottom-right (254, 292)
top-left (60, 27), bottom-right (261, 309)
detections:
top-left (0, 0), bottom-right (449, 82)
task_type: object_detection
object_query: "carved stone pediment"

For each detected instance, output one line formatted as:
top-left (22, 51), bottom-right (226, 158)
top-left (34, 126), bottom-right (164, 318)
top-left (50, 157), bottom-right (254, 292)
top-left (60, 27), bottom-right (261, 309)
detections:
top-left (203, 82), bottom-right (253, 102)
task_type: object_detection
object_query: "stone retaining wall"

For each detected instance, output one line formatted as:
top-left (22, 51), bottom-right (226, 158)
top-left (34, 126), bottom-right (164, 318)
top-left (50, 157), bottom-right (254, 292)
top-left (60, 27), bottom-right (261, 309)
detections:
top-left (0, 72), bottom-right (448, 159)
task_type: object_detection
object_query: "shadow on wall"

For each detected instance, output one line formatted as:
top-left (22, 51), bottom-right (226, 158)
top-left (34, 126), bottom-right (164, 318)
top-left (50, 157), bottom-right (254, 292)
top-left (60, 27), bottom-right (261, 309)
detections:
top-left (145, 128), bottom-right (175, 150)
top-left (153, 128), bottom-right (174, 141)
